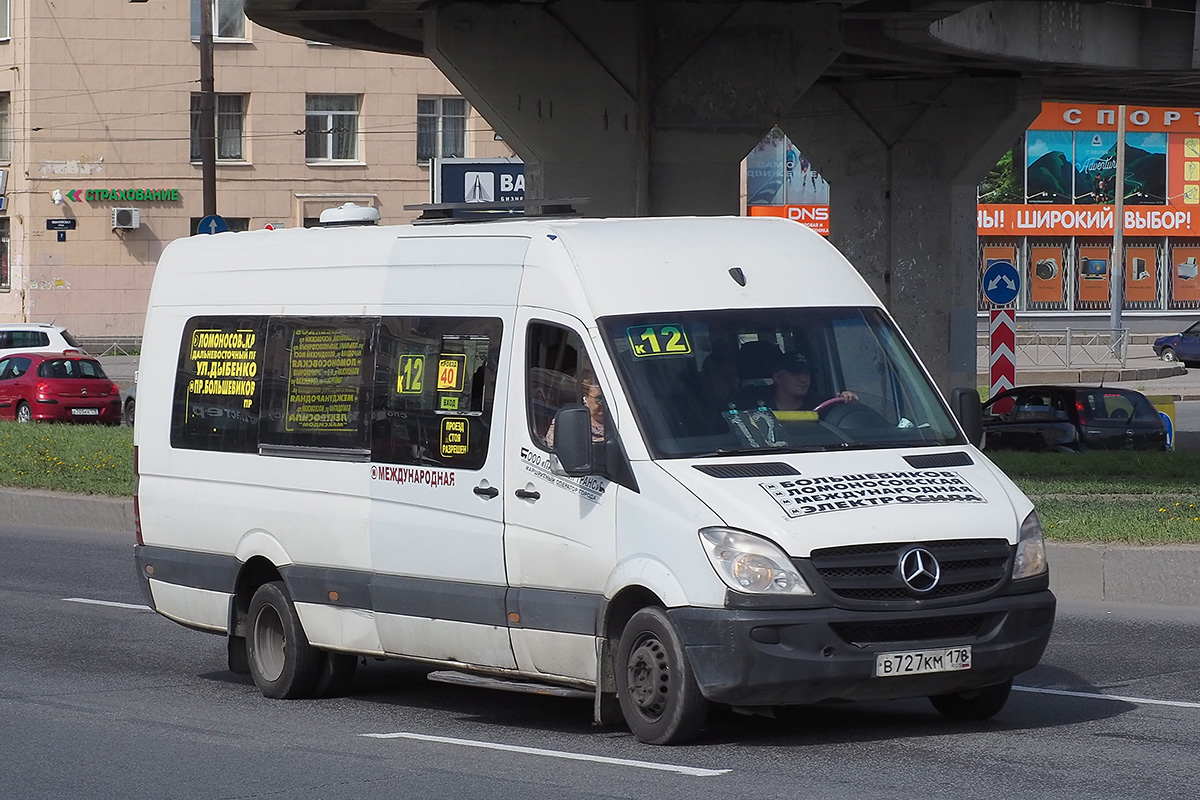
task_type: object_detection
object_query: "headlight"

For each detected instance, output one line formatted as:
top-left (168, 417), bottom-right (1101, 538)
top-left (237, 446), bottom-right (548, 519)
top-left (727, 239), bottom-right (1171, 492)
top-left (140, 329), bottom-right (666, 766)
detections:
top-left (699, 527), bottom-right (813, 596)
top-left (1012, 510), bottom-right (1048, 580)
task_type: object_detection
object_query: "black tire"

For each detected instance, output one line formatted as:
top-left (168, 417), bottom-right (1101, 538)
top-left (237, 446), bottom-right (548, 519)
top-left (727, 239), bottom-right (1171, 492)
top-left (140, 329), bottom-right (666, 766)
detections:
top-left (246, 581), bottom-right (322, 699)
top-left (929, 679), bottom-right (1013, 721)
top-left (615, 607), bottom-right (709, 745)
top-left (124, 397), bottom-right (135, 427)
top-left (1160, 347), bottom-right (1177, 362)
top-left (15, 401), bottom-right (31, 423)
top-left (313, 652), bottom-right (359, 698)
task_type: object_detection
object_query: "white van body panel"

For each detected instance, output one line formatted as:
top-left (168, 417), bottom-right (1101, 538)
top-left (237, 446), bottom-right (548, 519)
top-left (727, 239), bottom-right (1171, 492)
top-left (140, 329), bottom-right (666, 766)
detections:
top-left (148, 579), bottom-right (228, 632)
top-left (517, 217), bottom-right (879, 317)
top-left (653, 449), bottom-right (1030, 557)
top-left (294, 604), bottom-right (383, 655)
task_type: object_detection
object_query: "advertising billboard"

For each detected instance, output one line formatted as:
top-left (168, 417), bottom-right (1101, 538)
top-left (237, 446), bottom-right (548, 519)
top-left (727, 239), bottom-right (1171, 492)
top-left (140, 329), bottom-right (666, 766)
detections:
top-left (433, 158), bottom-right (525, 205)
top-left (747, 126), bottom-right (830, 236)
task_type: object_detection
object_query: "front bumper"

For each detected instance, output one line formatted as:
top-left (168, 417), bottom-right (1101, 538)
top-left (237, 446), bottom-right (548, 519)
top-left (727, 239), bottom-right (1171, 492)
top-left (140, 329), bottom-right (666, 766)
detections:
top-left (668, 589), bottom-right (1055, 706)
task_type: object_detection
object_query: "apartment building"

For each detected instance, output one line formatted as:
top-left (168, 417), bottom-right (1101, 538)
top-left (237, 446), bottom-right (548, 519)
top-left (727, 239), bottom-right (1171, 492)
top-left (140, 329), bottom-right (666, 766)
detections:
top-left (0, 0), bottom-right (512, 337)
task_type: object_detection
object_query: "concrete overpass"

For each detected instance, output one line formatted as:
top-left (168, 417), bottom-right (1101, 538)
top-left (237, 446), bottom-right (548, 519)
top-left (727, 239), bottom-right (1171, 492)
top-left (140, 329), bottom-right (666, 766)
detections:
top-left (243, 0), bottom-right (1200, 392)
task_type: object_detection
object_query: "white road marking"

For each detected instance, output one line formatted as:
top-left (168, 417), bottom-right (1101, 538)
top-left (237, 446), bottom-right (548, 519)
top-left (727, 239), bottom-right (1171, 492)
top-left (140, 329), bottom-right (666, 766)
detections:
top-left (361, 732), bottom-right (730, 777)
top-left (63, 597), bottom-right (151, 611)
top-left (1016, 685), bottom-right (1200, 709)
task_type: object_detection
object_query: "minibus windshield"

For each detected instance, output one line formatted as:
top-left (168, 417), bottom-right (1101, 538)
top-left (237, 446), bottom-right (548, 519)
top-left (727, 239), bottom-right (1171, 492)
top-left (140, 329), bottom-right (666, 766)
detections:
top-left (599, 308), bottom-right (965, 459)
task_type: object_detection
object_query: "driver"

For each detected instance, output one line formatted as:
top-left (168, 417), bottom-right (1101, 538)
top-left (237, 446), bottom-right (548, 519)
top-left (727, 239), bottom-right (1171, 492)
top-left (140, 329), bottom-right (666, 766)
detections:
top-left (771, 352), bottom-right (857, 411)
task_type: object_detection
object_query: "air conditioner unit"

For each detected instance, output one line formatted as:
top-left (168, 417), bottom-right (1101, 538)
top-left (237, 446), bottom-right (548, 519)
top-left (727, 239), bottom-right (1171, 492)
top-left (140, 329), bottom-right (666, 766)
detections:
top-left (112, 208), bottom-right (140, 229)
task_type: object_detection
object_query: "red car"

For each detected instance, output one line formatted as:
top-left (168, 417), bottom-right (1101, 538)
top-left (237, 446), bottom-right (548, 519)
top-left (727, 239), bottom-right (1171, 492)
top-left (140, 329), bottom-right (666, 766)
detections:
top-left (0, 352), bottom-right (122, 424)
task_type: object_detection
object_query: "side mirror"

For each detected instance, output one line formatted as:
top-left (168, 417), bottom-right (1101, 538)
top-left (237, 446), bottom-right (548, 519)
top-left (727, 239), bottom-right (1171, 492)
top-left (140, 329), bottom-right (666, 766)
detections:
top-left (950, 388), bottom-right (984, 448)
top-left (551, 405), bottom-right (595, 476)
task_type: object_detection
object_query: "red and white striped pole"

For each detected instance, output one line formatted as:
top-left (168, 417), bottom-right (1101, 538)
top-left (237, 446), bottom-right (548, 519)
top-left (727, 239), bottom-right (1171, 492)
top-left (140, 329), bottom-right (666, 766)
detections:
top-left (989, 309), bottom-right (1016, 397)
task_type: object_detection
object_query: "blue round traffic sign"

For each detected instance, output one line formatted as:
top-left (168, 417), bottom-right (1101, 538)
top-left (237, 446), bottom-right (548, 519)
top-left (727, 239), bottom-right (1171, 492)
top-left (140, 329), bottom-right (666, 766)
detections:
top-left (983, 259), bottom-right (1021, 306)
top-left (197, 214), bottom-right (229, 235)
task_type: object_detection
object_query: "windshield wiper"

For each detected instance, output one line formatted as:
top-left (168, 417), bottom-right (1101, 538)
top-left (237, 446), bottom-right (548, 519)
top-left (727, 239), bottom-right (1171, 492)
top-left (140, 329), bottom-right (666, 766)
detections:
top-left (819, 440), bottom-right (940, 452)
top-left (698, 444), bottom-right (826, 457)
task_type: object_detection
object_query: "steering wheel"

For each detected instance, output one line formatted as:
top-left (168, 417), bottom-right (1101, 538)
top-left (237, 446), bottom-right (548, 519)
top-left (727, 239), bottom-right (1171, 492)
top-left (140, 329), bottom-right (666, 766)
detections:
top-left (813, 394), bottom-right (850, 413)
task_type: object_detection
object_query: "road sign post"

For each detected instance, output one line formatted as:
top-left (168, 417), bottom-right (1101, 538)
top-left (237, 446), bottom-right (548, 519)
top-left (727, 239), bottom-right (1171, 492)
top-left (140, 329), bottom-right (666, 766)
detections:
top-left (983, 259), bottom-right (1021, 398)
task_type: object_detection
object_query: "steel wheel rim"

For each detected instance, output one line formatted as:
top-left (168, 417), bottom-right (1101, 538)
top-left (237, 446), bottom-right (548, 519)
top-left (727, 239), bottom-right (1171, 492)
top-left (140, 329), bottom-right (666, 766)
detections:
top-left (252, 603), bottom-right (287, 682)
top-left (625, 633), bottom-right (670, 721)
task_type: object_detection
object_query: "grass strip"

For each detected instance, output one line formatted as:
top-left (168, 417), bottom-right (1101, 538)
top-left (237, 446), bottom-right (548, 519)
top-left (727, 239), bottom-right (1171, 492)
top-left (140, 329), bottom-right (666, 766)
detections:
top-left (989, 450), bottom-right (1200, 544)
top-left (0, 420), bottom-right (133, 496)
top-left (0, 420), bottom-right (1198, 544)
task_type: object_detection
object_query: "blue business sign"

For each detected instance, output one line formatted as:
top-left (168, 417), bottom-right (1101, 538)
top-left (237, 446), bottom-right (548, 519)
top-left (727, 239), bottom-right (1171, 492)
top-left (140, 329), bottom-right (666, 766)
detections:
top-left (435, 158), bottom-right (524, 205)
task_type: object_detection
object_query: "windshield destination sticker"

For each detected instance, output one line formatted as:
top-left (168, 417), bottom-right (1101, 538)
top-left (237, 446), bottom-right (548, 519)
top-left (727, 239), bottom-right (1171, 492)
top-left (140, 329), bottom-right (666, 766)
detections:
top-left (761, 470), bottom-right (986, 518)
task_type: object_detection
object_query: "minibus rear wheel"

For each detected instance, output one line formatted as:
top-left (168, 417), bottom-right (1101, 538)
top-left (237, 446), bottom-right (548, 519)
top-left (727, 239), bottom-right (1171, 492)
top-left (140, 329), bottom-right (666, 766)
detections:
top-left (246, 581), bottom-right (322, 699)
top-left (615, 607), bottom-right (709, 745)
top-left (929, 679), bottom-right (1012, 721)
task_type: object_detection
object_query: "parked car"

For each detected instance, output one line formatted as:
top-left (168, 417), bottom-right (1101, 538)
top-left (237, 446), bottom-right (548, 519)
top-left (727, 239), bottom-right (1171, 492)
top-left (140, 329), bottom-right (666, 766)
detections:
top-left (982, 385), bottom-right (1167, 452)
top-left (0, 352), bottom-right (122, 424)
top-left (0, 323), bottom-right (85, 360)
top-left (1154, 322), bottom-right (1200, 366)
top-left (124, 383), bottom-right (136, 426)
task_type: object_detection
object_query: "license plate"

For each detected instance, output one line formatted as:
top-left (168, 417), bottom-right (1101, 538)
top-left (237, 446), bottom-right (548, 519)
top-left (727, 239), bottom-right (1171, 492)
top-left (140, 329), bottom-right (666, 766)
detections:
top-left (875, 646), bottom-right (972, 677)
top-left (70, 407), bottom-right (100, 416)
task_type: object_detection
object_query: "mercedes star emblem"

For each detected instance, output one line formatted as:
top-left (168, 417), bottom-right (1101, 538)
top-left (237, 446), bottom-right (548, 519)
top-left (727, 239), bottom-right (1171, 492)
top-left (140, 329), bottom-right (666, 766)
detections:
top-left (899, 547), bottom-right (940, 593)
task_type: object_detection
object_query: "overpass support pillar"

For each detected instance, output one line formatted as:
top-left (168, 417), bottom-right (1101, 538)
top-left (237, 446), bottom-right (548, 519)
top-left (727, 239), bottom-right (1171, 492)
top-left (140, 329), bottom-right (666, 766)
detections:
top-left (427, 2), bottom-right (839, 216)
top-left (781, 78), bottom-right (1040, 395)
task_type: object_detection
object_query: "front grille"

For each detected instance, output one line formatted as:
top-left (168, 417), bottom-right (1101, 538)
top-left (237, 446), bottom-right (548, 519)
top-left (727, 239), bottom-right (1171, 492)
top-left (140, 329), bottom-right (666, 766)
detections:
top-left (831, 615), bottom-right (987, 647)
top-left (807, 538), bottom-right (1011, 607)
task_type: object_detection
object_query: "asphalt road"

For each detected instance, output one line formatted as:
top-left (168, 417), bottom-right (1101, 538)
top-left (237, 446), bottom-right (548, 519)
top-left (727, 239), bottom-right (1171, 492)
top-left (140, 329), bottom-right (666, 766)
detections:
top-left (3, 522), bottom-right (1200, 800)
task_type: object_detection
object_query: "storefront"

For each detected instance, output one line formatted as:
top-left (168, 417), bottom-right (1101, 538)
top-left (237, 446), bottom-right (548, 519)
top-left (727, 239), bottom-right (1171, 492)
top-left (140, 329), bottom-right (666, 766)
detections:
top-left (978, 102), bottom-right (1200, 316)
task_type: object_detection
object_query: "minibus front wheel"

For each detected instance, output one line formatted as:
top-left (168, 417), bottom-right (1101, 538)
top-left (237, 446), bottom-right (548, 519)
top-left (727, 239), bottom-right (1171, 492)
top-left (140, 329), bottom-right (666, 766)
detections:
top-left (246, 581), bottom-right (322, 699)
top-left (615, 607), bottom-right (709, 745)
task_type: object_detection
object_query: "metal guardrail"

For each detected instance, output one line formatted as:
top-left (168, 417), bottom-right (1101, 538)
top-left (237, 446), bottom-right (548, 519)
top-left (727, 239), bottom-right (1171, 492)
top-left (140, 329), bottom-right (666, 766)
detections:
top-left (79, 337), bottom-right (141, 357)
top-left (977, 328), bottom-right (1128, 371)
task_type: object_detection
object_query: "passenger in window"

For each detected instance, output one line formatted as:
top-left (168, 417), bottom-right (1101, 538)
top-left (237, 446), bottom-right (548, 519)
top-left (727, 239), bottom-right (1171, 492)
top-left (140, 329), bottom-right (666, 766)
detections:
top-left (545, 370), bottom-right (606, 447)
top-left (770, 352), bottom-right (857, 411)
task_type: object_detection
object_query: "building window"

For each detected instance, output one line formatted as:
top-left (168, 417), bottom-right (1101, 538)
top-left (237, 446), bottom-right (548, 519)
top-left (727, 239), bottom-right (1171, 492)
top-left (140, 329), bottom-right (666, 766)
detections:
top-left (0, 94), bottom-right (9, 163)
top-left (0, 218), bottom-right (9, 291)
top-left (0, 0), bottom-right (10, 41)
top-left (417, 97), bottom-right (467, 162)
top-left (191, 94), bottom-right (246, 162)
top-left (306, 95), bottom-right (360, 162)
top-left (191, 0), bottom-right (247, 40)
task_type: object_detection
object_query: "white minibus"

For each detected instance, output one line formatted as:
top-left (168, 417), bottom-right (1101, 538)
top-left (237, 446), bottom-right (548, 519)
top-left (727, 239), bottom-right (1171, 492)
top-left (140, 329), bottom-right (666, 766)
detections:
top-left (134, 214), bottom-right (1054, 744)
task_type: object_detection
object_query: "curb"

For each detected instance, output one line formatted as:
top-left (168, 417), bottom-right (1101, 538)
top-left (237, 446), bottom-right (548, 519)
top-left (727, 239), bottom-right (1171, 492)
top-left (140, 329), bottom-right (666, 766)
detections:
top-left (0, 487), bottom-right (135, 533)
top-left (978, 363), bottom-right (1188, 386)
top-left (1046, 542), bottom-right (1200, 607)
top-left (3, 489), bottom-right (1198, 608)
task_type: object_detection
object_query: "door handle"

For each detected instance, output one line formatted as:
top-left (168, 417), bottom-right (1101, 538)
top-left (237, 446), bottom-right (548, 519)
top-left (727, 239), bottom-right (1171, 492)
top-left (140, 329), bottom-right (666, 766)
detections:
top-left (473, 485), bottom-right (499, 499)
top-left (514, 488), bottom-right (541, 501)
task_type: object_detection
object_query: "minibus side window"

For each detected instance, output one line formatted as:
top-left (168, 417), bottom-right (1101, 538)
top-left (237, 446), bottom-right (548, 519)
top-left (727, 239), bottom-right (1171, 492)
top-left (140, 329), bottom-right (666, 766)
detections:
top-left (526, 323), bottom-right (604, 451)
top-left (258, 317), bottom-right (375, 453)
top-left (170, 315), bottom-right (266, 453)
top-left (372, 316), bottom-right (502, 470)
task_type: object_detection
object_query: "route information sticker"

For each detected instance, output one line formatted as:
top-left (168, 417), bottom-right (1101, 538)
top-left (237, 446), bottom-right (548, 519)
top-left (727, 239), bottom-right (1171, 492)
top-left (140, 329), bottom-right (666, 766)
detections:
top-left (761, 469), bottom-right (986, 518)
top-left (626, 324), bottom-right (691, 357)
